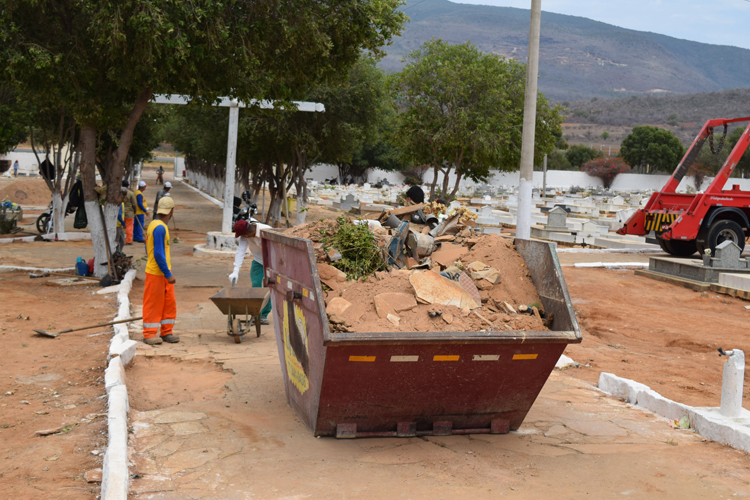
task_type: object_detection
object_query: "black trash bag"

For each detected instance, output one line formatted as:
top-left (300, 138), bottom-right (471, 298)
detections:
top-left (73, 205), bottom-right (88, 229)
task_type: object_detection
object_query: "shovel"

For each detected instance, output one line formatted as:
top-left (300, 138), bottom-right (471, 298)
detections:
top-left (33, 316), bottom-right (143, 338)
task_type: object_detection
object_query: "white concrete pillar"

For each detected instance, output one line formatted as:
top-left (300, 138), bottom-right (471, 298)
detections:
top-left (222, 102), bottom-right (239, 234)
top-left (516, 0), bottom-right (542, 240)
top-left (720, 349), bottom-right (745, 418)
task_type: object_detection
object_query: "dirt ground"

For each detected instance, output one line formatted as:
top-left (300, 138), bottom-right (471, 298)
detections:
top-left (3, 170), bottom-right (750, 498)
top-left (0, 272), bottom-right (112, 499)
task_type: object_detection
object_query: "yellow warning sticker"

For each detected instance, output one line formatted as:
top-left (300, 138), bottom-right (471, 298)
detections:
top-left (513, 354), bottom-right (538, 360)
top-left (303, 288), bottom-right (309, 297)
top-left (349, 356), bottom-right (376, 362)
top-left (434, 355), bottom-right (460, 361)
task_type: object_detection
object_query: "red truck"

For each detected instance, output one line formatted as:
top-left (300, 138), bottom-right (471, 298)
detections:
top-left (618, 117), bottom-right (750, 257)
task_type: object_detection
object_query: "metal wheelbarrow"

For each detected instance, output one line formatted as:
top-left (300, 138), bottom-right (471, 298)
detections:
top-left (209, 286), bottom-right (271, 343)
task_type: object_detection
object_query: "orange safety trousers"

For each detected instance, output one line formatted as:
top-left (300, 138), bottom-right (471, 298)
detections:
top-left (124, 218), bottom-right (134, 244)
top-left (143, 273), bottom-right (176, 339)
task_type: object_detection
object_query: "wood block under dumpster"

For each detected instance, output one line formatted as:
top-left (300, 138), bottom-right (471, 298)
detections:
top-left (261, 230), bottom-right (581, 438)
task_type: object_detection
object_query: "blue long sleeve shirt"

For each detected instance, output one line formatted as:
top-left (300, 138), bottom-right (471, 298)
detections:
top-left (150, 225), bottom-right (172, 278)
top-left (136, 193), bottom-right (148, 213)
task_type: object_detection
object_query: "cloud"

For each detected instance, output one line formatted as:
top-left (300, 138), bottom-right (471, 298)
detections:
top-left (451, 0), bottom-right (750, 49)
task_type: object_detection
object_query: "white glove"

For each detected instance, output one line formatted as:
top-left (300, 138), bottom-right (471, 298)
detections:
top-left (228, 267), bottom-right (240, 286)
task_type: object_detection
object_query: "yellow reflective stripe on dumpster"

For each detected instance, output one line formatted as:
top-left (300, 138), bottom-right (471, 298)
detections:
top-left (349, 356), bottom-right (376, 362)
top-left (513, 354), bottom-right (538, 360)
top-left (433, 355), bottom-right (460, 361)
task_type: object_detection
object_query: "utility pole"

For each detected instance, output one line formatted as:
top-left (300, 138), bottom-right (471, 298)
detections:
top-left (516, 0), bottom-right (542, 240)
top-left (222, 101), bottom-right (239, 234)
top-left (542, 153), bottom-right (548, 200)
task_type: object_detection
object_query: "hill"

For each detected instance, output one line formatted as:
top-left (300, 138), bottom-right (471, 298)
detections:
top-left (381, 0), bottom-right (750, 101)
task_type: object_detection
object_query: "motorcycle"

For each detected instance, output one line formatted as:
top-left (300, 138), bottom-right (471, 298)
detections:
top-left (37, 200), bottom-right (75, 234)
top-left (232, 190), bottom-right (260, 225)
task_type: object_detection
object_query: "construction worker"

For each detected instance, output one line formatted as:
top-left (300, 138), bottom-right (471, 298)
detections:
top-left (142, 196), bottom-right (179, 345)
top-left (13, 160), bottom-right (19, 177)
top-left (156, 166), bottom-right (165, 185)
top-left (115, 191), bottom-right (126, 254)
top-left (153, 182), bottom-right (172, 220)
top-left (133, 180), bottom-right (149, 243)
top-left (122, 179), bottom-right (137, 244)
top-left (229, 220), bottom-right (272, 325)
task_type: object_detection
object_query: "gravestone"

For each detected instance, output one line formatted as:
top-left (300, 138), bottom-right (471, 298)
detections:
top-left (340, 193), bottom-right (359, 211)
top-left (545, 206), bottom-right (569, 231)
top-left (710, 240), bottom-right (748, 269)
top-left (612, 195), bottom-right (625, 205)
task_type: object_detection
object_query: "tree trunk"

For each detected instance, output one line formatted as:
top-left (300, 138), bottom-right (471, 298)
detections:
top-left (449, 171), bottom-right (464, 201)
top-left (52, 191), bottom-right (65, 234)
top-left (429, 164), bottom-right (439, 199)
top-left (84, 201), bottom-right (119, 278)
top-left (295, 195), bottom-right (307, 226)
top-left (441, 165), bottom-right (453, 199)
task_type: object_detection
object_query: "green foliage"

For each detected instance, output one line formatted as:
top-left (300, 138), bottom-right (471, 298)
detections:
top-left (323, 216), bottom-right (384, 280)
top-left (554, 135), bottom-right (569, 150)
top-left (390, 39), bottom-right (564, 200)
top-left (601, 131), bottom-right (610, 140)
top-left (0, 86), bottom-right (29, 155)
top-left (582, 157), bottom-right (630, 189)
top-left (566, 145), bottom-right (602, 168)
top-left (546, 150), bottom-right (574, 171)
top-left (727, 127), bottom-right (750, 178)
top-left (620, 126), bottom-right (684, 172)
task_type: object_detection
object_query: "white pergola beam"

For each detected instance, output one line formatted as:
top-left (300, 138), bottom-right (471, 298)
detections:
top-left (152, 94), bottom-right (324, 233)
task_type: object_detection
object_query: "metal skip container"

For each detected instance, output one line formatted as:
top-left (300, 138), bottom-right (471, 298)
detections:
top-left (261, 232), bottom-right (581, 438)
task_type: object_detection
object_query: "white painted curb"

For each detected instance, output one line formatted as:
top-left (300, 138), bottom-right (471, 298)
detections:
top-left (179, 179), bottom-right (223, 207)
top-left (0, 265), bottom-right (76, 272)
top-left (101, 269), bottom-right (137, 500)
top-left (0, 232), bottom-right (92, 244)
top-left (557, 248), bottom-right (661, 254)
top-left (571, 262), bottom-right (649, 269)
top-left (599, 372), bottom-right (750, 454)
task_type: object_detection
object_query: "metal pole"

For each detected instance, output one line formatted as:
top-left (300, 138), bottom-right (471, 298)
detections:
top-left (542, 153), bottom-right (547, 200)
top-left (516, 0), bottom-right (542, 240)
top-left (222, 102), bottom-right (239, 234)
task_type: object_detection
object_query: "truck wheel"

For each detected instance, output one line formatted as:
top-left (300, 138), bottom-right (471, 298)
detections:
top-left (706, 219), bottom-right (746, 254)
top-left (657, 237), bottom-right (697, 257)
top-left (666, 239), bottom-right (697, 257)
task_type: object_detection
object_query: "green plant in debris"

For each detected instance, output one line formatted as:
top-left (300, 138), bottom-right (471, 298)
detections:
top-left (323, 215), bottom-right (384, 280)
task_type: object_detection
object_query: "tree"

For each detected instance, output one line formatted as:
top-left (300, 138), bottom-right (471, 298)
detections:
top-left (0, 86), bottom-right (28, 155)
top-left (727, 127), bottom-right (750, 178)
top-left (554, 135), bottom-right (569, 151)
top-left (1, 0), bottom-right (406, 274)
top-left (601, 131), bottom-right (610, 140)
top-left (546, 150), bottom-right (574, 171)
top-left (582, 158), bottom-right (630, 189)
top-left (391, 39), bottom-right (563, 201)
top-left (620, 125), bottom-right (684, 173)
top-left (566, 145), bottom-right (602, 168)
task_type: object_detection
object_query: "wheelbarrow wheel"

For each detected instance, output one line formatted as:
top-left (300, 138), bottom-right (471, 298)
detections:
top-left (231, 318), bottom-right (242, 343)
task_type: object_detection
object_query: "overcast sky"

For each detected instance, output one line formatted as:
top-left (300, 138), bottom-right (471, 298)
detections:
top-left (452, 0), bottom-right (750, 50)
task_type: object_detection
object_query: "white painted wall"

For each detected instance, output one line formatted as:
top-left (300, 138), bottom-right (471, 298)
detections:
top-left (0, 151), bottom-right (41, 176)
top-left (186, 162), bottom-right (750, 194)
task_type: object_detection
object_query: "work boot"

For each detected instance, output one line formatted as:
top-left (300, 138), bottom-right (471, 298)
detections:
top-left (161, 334), bottom-right (180, 343)
top-left (143, 336), bottom-right (162, 345)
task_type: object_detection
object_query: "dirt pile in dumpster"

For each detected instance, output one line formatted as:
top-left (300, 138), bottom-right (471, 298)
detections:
top-left (287, 216), bottom-right (550, 333)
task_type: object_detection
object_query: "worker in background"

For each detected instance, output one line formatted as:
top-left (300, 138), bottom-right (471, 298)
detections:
top-left (122, 179), bottom-right (137, 244)
top-left (12, 160), bottom-right (19, 177)
top-left (229, 220), bottom-right (272, 325)
top-left (142, 196), bottom-right (179, 345)
top-left (156, 166), bottom-right (165, 185)
top-left (133, 180), bottom-right (149, 243)
top-left (153, 182), bottom-right (172, 220)
top-left (115, 200), bottom-right (126, 254)
top-left (405, 185), bottom-right (425, 205)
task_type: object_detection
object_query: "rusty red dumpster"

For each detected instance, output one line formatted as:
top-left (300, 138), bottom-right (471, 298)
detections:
top-left (261, 231), bottom-right (581, 438)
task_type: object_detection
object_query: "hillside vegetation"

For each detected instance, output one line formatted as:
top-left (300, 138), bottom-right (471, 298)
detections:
top-left (382, 0), bottom-right (750, 101)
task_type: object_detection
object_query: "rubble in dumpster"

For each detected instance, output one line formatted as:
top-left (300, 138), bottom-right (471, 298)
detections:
top-left (286, 215), bottom-right (550, 333)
